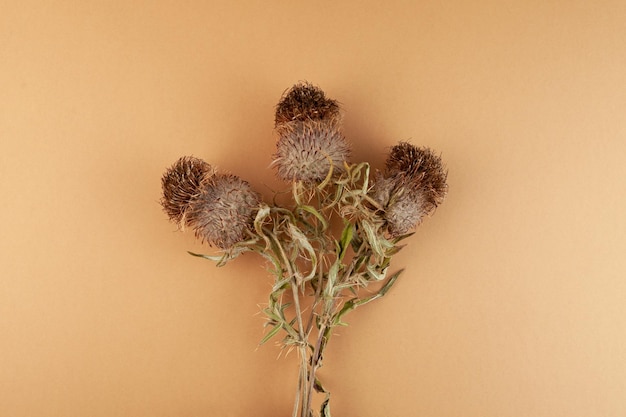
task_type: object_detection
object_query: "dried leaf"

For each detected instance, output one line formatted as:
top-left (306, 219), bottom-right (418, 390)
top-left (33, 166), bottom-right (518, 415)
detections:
top-left (298, 204), bottom-right (328, 231)
top-left (320, 393), bottom-right (332, 417)
top-left (287, 223), bottom-right (318, 281)
top-left (260, 323), bottom-right (282, 345)
top-left (332, 269), bottom-right (403, 325)
top-left (337, 221), bottom-right (354, 262)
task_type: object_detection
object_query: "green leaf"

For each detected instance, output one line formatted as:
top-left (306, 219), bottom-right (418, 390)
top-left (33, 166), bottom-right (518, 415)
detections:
top-left (320, 393), bottom-right (332, 417)
top-left (187, 251), bottom-right (222, 261)
top-left (391, 231), bottom-right (415, 244)
top-left (350, 162), bottom-right (365, 183)
top-left (332, 298), bottom-right (356, 326)
top-left (376, 268), bottom-right (404, 297)
top-left (262, 307), bottom-right (281, 323)
top-left (253, 204), bottom-right (272, 249)
top-left (327, 183), bottom-right (344, 208)
top-left (360, 220), bottom-right (384, 260)
top-left (298, 205), bottom-right (328, 231)
top-left (272, 275), bottom-right (291, 292)
top-left (337, 222), bottom-right (354, 262)
top-left (365, 264), bottom-right (388, 281)
top-left (325, 261), bottom-right (340, 298)
top-left (253, 204), bottom-right (271, 234)
top-left (287, 223), bottom-right (318, 281)
top-left (332, 269), bottom-right (404, 325)
top-left (315, 376), bottom-right (332, 417)
top-left (259, 252), bottom-right (282, 276)
top-left (317, 157), bottom-right (335, 190)
top-left (188, 251), bottom-right (234, 267)
top-left (350, 232), bottom-right (363, 252)
top-left (360, 162), bottom-right (371, 194)
top-left (292, 181), bottom-right (303, 206)
top-left (314, 377), bottom-right (327, 393)
top-left (259, 323), bottom-right (282, 345)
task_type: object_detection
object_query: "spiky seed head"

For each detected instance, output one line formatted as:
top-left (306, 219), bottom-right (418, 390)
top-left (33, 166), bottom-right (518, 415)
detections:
top-left (161, 156), bottom-right (214, 227)
top-left (373, 142), bottom-right (448, 236)
top-left (385, 189), bottom-right (428, 236)
top-left (275, 82), bottom-right (341, 126)
top-left (273, 120), bottom-right (351, 182)
top-left (187, 174), bottom-right (261, 249)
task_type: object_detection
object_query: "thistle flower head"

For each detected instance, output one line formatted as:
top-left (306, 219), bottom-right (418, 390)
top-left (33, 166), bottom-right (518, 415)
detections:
top-left (275, 82), bottom-right (341, 126)
top-left (187, 174), bottom-right (261, 249)
top-left (273, 120), bottom-right (351, 182)
top-left (373, 142), bottom-right (448, 236)
top-left (273, 83), bottom-right (350, 182)
top-left (160, 156), bottom-right (214, 227)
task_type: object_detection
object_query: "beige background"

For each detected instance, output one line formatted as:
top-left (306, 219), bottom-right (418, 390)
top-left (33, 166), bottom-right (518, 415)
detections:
top-left (2, 1), bottom-right (626, 416)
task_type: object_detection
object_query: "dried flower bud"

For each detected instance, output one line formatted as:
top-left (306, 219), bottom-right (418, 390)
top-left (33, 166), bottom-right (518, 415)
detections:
top-left (161, 156), bottom-right (214, 227)
top-left (275, 82), bottom-right (341, 126)
top-left (273, 119), bottom-right (351, 182)
top-left (187, 174), bottom-right (261, 249)
top-left (373, 142), bottom-right (448, 236)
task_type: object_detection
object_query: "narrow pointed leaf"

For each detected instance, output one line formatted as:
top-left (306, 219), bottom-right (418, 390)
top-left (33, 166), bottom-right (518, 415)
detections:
top-left (298, 205), bottom-right (328, 231)
top-left (259, 323), bottom-right (282, 345)
top-left (338, 222), bottom-right (354, 262)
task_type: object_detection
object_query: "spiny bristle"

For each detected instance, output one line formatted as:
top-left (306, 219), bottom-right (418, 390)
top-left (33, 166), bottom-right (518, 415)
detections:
top-left (160, 156), bottom-right (214, 226)
top-left (275, 82), bottom-right (341, 126)
top-left (386, 142), bottom-right (433, 178)
top-left (187, 174), bottom-right (261, 249)
top-left (273, 120), bottom-right (351, 182)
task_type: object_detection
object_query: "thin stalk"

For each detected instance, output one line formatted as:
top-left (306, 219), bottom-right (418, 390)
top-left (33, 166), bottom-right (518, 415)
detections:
top-left (291, 365), bottom-right (302, 417)
top-left (291, 279), bottom-right (310, 417)
top-left (305, 322), bottom-right (327, 413)
top-left (304, 253), bottom-right (329, 339)
top-left (305, 291), bottom-right (336, 416)
top-left (272, 230), bottom-right (311, 417)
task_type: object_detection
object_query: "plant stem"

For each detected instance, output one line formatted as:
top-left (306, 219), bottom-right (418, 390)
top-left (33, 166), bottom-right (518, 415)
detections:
top-left (305, 322), bottom-right (326, 413)
top-left (291, 280), bottom-right (310, 417)
top-left (292, 364), bottom-right (301, 417)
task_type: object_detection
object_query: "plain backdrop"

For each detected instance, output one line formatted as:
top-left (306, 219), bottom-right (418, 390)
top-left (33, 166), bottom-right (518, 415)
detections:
top-left (2, 1), bottom-right (626, 416)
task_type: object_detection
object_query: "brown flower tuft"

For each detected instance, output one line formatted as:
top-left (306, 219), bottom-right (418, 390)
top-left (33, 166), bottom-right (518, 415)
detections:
top-left (273, 119), bottom-right (351, 182)
top-left (373, 142), bottom-right (448, 236)
top-left (187, 174), bottom-right (261, 249)
top-left (161, 156), bottom-right (214, 227)
top-left (275, 82), bottom-right (341, 126)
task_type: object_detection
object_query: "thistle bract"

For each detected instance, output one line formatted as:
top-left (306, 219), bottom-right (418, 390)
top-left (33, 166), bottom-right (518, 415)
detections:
top-left (187, 173), bottom-right (260, 249)
top-left (274, 120), bottom-right (350, 182)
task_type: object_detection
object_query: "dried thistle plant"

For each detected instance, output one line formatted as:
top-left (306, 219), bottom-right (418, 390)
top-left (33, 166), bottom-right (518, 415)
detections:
top-left (160, 83), bottom-right (448, 417)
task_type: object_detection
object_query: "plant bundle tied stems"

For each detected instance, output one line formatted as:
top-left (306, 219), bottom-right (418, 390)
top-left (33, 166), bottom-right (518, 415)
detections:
top-left (160, 82), bottom-right (448, 417)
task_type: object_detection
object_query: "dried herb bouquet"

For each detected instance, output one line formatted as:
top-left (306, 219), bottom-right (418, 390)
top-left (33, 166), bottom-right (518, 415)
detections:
top-left (160, 82), bottom-right (448, 417)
